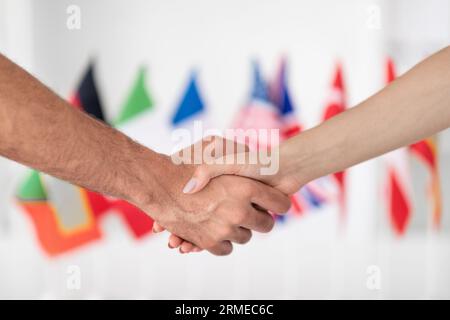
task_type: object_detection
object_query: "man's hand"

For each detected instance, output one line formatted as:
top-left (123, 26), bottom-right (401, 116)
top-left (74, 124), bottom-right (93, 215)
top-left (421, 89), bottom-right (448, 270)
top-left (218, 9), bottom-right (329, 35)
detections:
top-left (143, 154), bottom-right (291, 256)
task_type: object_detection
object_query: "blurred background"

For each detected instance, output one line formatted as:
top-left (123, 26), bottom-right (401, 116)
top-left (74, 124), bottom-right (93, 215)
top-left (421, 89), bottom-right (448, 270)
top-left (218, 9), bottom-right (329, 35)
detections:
top-left (0, 0), bottom-right (449, 299)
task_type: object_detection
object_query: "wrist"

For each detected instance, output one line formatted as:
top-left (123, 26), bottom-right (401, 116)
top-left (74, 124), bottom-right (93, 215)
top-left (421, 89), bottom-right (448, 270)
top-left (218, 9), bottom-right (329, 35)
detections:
top-left (126, 148), bottom-right (193, 219)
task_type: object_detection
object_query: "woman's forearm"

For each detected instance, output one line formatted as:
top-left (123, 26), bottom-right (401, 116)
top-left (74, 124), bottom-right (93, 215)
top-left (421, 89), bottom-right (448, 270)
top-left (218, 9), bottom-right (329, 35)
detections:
top-left (282, 46), bottom-right (450, 189)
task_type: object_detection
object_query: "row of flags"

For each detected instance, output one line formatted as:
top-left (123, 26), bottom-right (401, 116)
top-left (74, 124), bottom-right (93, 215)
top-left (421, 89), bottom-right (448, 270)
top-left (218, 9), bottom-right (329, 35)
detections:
top-left (15, 57), bottom-right (442, 256)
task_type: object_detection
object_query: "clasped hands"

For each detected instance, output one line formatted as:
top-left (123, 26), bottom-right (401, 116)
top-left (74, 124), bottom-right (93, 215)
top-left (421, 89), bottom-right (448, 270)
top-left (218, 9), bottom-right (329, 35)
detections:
top-left (143, 136), bottom-right (302, 256)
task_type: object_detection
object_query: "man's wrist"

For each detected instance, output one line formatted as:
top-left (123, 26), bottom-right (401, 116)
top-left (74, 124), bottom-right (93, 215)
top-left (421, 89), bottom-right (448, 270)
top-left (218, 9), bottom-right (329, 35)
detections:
top-left (113, 137), bottom-right (171, 215)
top-left (124, 146), bottom-right (193, 220)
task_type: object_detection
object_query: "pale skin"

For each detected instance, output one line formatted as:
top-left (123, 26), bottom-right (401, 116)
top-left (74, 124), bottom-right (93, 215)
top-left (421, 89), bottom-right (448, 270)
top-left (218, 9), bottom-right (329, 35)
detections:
top-left (162, 45), bottom-right (450, 252)
top-left (0, 53), bottom-right (291, 256)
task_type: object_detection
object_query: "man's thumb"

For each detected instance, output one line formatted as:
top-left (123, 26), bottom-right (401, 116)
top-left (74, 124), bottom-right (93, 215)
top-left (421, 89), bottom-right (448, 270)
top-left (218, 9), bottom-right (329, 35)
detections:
top-left (182, 163), bottom-right (240, 194)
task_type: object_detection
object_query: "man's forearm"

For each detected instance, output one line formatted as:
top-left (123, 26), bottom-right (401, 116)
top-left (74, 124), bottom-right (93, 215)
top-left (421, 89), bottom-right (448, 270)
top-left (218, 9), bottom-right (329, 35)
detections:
top-left (0, 53), bottom-right (163, 209)
top-left (281, 46), bottom-right (450, 187)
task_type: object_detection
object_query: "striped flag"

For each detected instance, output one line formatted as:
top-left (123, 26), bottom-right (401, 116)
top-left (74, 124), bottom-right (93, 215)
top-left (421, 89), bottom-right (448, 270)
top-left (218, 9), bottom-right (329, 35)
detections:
top-left (232, 61), bottom-right (281, 150)
top-left (270, 58), bottom-right (335, 215)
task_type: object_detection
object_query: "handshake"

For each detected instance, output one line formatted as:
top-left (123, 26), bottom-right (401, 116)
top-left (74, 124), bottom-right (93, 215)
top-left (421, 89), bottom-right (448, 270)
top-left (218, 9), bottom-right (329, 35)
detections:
top-left (1, 46), bottom-right (448, 257)
top-left (136, 136), bottom-right (302, 256)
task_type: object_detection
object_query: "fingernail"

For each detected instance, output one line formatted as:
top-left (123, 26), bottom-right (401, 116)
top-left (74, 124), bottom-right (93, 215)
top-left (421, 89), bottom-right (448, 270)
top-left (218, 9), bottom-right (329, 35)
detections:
top-left (168, 243), bottom-right (174, 249)
top-left (182, 178), bottom-right (197, 194)
top-left (179, 247), bottom-right (185, 254)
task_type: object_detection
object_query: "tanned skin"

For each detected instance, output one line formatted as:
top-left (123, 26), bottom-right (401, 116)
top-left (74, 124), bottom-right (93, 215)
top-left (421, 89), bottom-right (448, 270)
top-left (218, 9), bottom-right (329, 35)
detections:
top-left (0, 53), bottom-right (291, 255)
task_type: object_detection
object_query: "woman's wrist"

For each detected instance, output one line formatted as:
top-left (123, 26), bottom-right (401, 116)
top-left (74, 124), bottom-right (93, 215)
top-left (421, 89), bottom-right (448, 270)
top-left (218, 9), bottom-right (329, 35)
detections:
top-left (275, 135), bottom-right (318, 194)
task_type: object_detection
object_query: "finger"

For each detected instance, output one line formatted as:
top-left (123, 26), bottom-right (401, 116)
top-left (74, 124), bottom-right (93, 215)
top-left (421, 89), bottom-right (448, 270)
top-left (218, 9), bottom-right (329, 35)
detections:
top-left (180, 242), bottom-right (194, 254)
top-left (182, 161), bottom-right (243, 194)
top-left (207, 241), bottom-right (233, 256)
top-left (180, 241), bottom-right (203, 253)
top-left (173, 136), bottom-right (249, 166)
top-left (185, 244), bottom-right (204, 253)
top-left (168, 234), bottom-right (183, 249)
top-left (250, 182), bottom-right (291, 215)
top-left (152, 222), bottom-right (165, 233)
top-left (240, 207), bottom-right (275, 233)
top-left (227, 227), bottom-right (252, 245)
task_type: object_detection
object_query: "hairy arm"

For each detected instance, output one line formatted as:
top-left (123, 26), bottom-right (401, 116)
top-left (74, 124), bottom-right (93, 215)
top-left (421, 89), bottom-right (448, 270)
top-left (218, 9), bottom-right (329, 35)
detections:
top-left (0, 53), bottom-right (163, 208)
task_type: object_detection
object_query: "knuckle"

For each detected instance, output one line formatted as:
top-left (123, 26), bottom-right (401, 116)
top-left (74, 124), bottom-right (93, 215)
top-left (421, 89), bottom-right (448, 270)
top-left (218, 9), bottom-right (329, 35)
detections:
top-left (210, 242), bottom-right (233, 256)
top-left (281, 197), bottom-right (292, 213)
top-left (261, 216), bottom-right (275, 233)
top-left (238, 230), bottom-right (252, 244)
top-left (201, 236), bottom-right (217, 249)
top-left (195, 165), bottom-right (209, 179)
top-left (231, 210), bottom-right (247, 225)
top-left (216, 226), bottom-right (233, 241)
top-left (221, 244), bottom-right (233, 256)
top-left (240, 184), bottom-right (255, 199)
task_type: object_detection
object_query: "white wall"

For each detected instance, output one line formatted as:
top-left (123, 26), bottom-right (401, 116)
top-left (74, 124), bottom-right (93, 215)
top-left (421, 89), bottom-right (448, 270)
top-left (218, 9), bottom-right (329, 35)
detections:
top-left (0, 0), bottom-right (449, 299)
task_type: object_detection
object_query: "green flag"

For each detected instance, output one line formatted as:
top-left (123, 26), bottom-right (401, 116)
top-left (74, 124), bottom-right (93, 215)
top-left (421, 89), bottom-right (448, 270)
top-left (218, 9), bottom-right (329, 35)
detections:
top-left (17, 170), bottom-right (47, 200)
top-left (114, 67), bottom-right (153, 125)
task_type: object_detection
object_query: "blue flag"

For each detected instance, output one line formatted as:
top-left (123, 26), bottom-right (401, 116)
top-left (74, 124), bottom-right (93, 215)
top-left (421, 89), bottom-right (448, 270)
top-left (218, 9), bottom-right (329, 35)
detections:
top-left (171, 71), bottom-right (205, 126)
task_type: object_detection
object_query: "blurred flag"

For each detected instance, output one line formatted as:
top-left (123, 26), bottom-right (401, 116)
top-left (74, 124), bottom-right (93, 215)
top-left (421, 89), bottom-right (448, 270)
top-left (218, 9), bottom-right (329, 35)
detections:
top-left (69, 63), bottom-right (106, 121)
top-left (169, 70), bottom-right (215, 160)
top-left (171, 71), bottom-right (206, 127)
top-left (232, 61), bottom-right (281, 150)
top-left (270, 58), bottom-right (335, 215)
top-left (321, 63), bottom-right (347, 219)
top-left (384, 58), bottom-right (412, 235)
top-left (269, 57), bottom-right (302, 138)
top-left (114, 67), bottom-right (153, 125)
top-left (16, 64), bottom-right (154, 256)
top-left (409, 138), bottom-right (442, 228)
